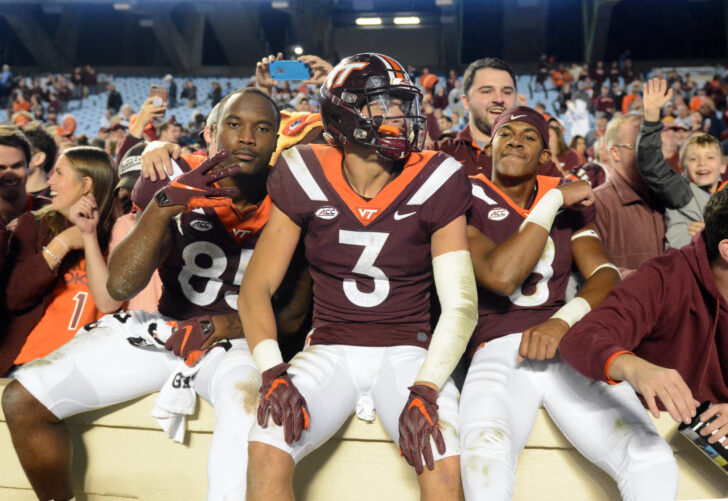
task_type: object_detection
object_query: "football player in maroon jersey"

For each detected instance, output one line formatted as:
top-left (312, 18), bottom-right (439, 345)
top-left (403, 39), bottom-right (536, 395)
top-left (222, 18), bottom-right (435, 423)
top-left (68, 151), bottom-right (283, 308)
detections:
top-left (2, 88), bottom-right (311, 501)
top-left (239, 53), bottom-right (478, 501)
top-left (459, 106), bottom-right (678, 500)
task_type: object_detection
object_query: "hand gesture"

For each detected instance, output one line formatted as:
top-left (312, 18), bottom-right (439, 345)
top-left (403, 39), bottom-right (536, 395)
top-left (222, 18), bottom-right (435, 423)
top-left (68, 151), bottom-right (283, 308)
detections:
top-left (611, 355), bottom-right (696, 424)
top-left (256, 52), bottom-right (284, 93)
top-left (131, 97), bottom-right (166, 139)
top-left (398, 384), bottom-right (446, 475)
top-left (257, 362), bottom-right (310, 444)
top-left (154, 150), bottom-right (240, 208)
top-left (517, 93), bottom-right (528, 107)
top-left (518, 317), bottom-right (569, 362)
top-left (642, 78), bottom-right (673, 122)
top-left (298, 55), bottom-right (333, 86)
top-left (141, 140), bottom-right (182, 181)
top-left (557, 180), bottom-right (595, 210)
top-left (67, 194), bottom-right (100, 235)
top-left (698, 403), bottom-right (728, 445)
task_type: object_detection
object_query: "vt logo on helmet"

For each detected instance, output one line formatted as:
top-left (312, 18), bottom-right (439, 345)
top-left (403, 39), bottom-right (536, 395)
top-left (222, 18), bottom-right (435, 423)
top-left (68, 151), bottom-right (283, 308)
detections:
top-left (319, 53), bottom-right (427, 161)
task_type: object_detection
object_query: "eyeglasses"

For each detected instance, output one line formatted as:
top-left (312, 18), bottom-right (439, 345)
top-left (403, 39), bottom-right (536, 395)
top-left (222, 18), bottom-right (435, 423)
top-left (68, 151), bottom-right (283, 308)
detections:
top-left (613, 143), bottom-right (635, 150)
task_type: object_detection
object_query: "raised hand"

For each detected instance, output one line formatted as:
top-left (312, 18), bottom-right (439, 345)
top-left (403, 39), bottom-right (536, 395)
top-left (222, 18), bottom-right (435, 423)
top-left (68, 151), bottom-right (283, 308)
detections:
top-left (298, 55), bottom-right (333, 86)
top-left (154, 150), bottom-right (240, 208)
top-left (68, 193), bottom-right (100, 235)
top-left (643, 78), bottom-right (673, 122)
top-left (256, 52), bottom-right (284, 94)
top-left (140, 140), bottom-right (182, 181)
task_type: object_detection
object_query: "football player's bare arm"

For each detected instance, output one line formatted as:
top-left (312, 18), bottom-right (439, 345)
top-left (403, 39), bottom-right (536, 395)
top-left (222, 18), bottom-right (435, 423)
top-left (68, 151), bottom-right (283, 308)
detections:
top-left (239, 204), bottom-right (302, 356)
top-left (466, 222), bottom-right (549, 297)
top-left (570, 225), bottom-right (621, 308)
top-left (518, 224), bottom-right (620, 362)
top-left (271, 260), bottom-right (312, 337)
top-left (106, 202), bottom-right (176, 301)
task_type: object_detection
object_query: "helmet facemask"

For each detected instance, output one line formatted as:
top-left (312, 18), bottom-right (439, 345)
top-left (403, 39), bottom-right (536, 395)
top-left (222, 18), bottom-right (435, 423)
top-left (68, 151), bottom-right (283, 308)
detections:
top-left (356, 91), bottom-right (426, 161)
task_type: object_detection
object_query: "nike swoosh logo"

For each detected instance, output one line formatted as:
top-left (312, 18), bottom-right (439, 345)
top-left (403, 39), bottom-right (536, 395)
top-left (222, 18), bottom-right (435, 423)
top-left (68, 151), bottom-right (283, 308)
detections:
top-left (510, 114), bottom-right (526, 120)
top-left (394, 210), bottom-right (416, 220)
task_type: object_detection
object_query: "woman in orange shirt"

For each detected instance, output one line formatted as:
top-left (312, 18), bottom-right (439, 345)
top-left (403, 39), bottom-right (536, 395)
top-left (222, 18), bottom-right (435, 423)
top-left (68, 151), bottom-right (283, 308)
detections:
top-left (1, 146), bottom-right (121, 375)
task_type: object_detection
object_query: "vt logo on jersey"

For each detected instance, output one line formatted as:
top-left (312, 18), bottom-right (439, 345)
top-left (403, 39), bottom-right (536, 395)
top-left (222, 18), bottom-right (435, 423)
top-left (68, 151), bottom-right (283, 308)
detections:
top-left (357, 207), bottom-right (380, 220)
top-left (315, 206), bottom-right (339, 220)
top-left (488, 207), bottom-right (509, 221)
top-left (233, 228), bottom-right (251, 239)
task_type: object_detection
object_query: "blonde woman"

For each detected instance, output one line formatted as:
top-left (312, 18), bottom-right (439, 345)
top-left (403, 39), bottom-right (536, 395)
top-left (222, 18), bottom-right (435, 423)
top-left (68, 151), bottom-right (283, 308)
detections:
top-left (1, 146), bottom-right (121, 375)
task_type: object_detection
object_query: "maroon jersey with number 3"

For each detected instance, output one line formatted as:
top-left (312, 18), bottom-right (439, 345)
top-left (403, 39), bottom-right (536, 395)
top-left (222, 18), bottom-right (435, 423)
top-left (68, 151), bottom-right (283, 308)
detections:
top-left (267, 144), bottom-right (471, 348)
top-left (467, 174), bottom-right (595, 352)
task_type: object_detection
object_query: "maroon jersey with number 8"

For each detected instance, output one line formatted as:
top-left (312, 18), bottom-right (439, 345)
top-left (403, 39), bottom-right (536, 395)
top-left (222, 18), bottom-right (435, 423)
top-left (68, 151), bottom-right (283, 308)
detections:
top-left (467, 174), bottom-right (595, 353)
top-left (267, 144), bottom-right (471, 348)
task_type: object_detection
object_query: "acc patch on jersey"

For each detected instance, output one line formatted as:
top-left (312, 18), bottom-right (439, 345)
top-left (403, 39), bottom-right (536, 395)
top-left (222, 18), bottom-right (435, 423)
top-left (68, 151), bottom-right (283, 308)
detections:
top-left (190, 218), bottom-right (213, 232)
top-left (488, 207), bottom-right (509, 221)
top-left (315, 206), bottom-right (339, 220)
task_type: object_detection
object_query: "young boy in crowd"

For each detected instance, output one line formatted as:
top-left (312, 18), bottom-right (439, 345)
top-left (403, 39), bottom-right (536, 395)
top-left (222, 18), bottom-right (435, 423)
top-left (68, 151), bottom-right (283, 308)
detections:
top-left (637, 78), bottom-right (727, 248)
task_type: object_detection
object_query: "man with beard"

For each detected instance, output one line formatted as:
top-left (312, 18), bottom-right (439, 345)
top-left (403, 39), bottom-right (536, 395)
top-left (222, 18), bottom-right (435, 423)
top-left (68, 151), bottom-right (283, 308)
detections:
top-left (430, 58), bottom-right (561, 178)
top-left (0, 126), bottom-right (47, 227)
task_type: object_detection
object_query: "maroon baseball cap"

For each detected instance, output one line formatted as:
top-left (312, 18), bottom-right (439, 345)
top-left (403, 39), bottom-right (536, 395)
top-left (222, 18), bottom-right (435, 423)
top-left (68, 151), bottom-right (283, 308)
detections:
top-left (490, 106), bottom-right (549, 147)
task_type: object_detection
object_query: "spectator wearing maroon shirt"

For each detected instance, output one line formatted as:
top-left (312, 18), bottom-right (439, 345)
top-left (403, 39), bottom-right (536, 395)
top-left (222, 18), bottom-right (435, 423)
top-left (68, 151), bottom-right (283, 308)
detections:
top-left (594, 84), bottom-right (615, 117)
top-left (591, 60), bottom-right (607, 88)
top-left (595, 113), bottom-right (666, 272)
top-left (548, 126), bottom-right (582, 174)
top-left (560, 189), bottom-right (728, 436)
top-left (608, 61), bottom-right (621, 85)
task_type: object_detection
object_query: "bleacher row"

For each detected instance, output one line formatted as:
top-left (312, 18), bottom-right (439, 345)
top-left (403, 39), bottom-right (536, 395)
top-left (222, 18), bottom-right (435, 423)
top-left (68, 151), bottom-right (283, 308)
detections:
top-left (61, 75), bottom-right (251, 138)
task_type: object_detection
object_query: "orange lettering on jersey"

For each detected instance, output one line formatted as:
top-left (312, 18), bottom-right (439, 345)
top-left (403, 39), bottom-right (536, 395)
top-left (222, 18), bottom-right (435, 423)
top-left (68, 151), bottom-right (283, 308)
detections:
top-left (471, 174), bottom-right (561, 219)
top-left (309, 144), bottom-right (438, 226)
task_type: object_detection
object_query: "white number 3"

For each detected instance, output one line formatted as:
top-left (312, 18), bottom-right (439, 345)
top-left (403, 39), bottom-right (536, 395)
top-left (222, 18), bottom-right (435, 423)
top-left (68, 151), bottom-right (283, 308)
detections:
top-left (338, 230), bottom-right (390, 308)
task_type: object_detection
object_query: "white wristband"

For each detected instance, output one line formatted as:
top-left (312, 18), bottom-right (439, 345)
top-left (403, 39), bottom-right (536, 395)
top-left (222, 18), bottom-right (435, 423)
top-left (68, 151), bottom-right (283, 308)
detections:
top-left (252, 339), bottom-right (284, 373)
top-left (521, 189), bottom-right (563, 232)
top-left (589, 262), bottom-right (621, 279)
top-left (550, 297), bottom-right (591, 328)
top-left (54, 236), bottom-right (70, 252)
top-left (571, 229), bottom-right (600, 241)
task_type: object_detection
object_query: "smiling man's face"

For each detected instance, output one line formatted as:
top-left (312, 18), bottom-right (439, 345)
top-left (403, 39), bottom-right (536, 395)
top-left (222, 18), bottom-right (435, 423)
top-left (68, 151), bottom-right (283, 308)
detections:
top-left (0, 144), bottom-right (28, 203)
top-left (462, 68), bottom-right (517, 139)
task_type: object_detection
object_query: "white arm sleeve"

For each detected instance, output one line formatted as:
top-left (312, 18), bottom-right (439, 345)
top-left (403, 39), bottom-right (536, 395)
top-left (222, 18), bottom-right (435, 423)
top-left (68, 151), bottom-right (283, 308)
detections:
top-left (415, 250), bottom-right (479, 389)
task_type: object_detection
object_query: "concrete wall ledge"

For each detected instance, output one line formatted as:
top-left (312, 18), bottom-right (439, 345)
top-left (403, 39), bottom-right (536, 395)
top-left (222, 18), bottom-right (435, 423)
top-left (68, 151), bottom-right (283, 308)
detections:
top-left (0, 378), bottom-right (726, 500)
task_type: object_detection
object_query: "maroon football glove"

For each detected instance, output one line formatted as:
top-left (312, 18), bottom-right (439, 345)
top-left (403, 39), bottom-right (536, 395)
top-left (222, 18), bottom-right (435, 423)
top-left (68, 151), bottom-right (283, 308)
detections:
top-left (154, 150), bottom-right (241, 208)
top-left (165, 316), bottom-right (216, 366)
top-left (398, 384), bottom-right (446, 475)
top-left (257, 362), bottom-right (310, 444)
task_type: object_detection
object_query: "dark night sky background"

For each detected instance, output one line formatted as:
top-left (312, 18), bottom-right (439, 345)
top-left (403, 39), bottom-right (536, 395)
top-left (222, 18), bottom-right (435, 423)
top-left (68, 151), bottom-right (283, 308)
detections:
top-left (0, 0), bottom-right (725, 69)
